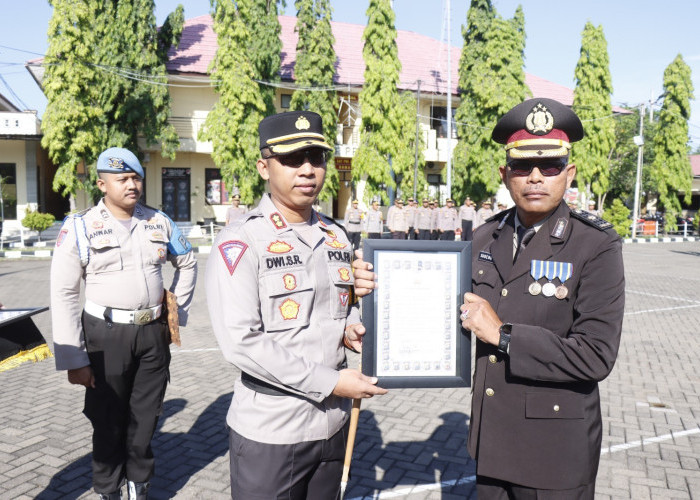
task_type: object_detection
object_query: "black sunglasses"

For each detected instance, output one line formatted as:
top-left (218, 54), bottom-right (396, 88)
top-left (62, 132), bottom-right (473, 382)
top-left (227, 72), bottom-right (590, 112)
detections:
top-left (507, 159), bottom-right (568, 177)
top-left (267, 149), bottom-right (329, 167)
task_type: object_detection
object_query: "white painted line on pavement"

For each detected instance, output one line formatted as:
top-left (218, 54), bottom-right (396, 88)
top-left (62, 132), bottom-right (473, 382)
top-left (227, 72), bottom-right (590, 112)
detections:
top-left (346, 475), bottom-right (477, 500)
top-left (624, 304), bottom-right (700, 316)
top-left (601, 427), bottom-right (700, 455)
top-left (626, 289), bottom-right (700, 304)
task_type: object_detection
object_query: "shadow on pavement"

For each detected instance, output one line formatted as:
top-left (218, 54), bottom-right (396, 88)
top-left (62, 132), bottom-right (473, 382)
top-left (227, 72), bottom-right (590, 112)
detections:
top-left (35, 393), bottom-right (232, 500)
top-left (346, 410), bottom-right (476, 499)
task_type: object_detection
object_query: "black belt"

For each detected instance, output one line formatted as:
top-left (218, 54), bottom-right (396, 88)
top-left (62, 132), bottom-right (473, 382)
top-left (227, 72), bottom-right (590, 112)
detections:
top-left (241, 372), bottom-right (295, 397)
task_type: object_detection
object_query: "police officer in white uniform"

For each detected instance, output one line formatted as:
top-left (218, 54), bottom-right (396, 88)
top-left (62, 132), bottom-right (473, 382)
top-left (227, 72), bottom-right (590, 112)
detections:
top-left (364, 200), bottom-right (384, 239)
top-left (343, 199), bottom-right (363, 251)
top-left (225, 194), bottom-right (247, 225)
top-left (205, 111), bottom-right (386, 500)
top-left (438, 198), bottom-right (459, 240)
top-left (51, 147), bottom-right (197, 500)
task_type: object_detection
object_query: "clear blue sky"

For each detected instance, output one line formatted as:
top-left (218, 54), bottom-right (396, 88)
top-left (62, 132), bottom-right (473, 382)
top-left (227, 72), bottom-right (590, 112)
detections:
top-left (2, 0), bottom-right (699, 145)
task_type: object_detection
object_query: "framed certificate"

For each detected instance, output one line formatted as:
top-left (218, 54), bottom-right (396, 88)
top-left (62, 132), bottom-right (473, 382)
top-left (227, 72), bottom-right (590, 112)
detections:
top-left (361, 240), bottom-right (471, 389)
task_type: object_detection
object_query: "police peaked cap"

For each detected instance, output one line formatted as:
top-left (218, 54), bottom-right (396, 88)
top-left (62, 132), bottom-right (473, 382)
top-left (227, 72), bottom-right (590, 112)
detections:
top-left (259, 111), bottom-right (333, 154)
top-left (492, 98), bottom-right (584, 159)
top-left (97, 147), bottom-right (144, 178)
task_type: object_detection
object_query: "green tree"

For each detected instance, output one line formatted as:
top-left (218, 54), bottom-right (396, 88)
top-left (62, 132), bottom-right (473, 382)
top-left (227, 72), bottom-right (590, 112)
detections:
top-left (353, 0), bottom-right (404, 204)
top-left (572, 22), bottom-right (615, 206)
top-left (601, 198), bottom-right (631, 238)
top-left (42, 0), bottom-right (183, 200)
top-left (394, 91), bottom-right (426, 199)
top-left (452, 2), bottom-right (528, 203)
top-left (199, 0), bottom-right (267, 203)
top-left (244, 0), bottom-right (283, 116)
top-left (650, 54), bottom-right (694, 232)
top-left (21, 209), bottom-right (56, 242)
top-left (290, 0), bottom-right (340, 201)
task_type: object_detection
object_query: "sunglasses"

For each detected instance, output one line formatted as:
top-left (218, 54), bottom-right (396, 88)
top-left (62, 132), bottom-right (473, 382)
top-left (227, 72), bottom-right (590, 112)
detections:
top-left (267, 149), bottom-right (329, 167)
top-left (506, 159), bottom-right (568, 177)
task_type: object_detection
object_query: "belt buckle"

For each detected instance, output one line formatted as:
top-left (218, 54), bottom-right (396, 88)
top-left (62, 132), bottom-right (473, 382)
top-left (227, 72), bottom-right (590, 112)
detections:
top-left (135, 310), bottom-right (152, 325)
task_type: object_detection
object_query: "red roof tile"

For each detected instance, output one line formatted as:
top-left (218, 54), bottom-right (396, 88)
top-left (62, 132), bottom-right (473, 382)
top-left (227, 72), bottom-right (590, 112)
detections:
top-left (690, 154), bottom-right (700, 177)
top-left (166, 14), bottom-right (593, 106)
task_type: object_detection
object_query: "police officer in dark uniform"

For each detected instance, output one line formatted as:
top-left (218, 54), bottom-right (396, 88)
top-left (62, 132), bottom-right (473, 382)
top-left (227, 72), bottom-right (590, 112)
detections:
top-left (51, 147), bottom-right (198, 500)
top-left (460, 98), bottom-right (625, 498)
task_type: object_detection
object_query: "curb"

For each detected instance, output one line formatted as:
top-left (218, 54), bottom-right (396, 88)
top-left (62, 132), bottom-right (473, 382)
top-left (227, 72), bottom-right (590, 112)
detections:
top-left (623, 236), bottom-right (700, 243)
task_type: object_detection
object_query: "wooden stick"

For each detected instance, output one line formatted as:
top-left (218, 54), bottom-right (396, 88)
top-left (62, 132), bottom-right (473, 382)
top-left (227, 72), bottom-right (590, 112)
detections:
top-left (340, 396), bottom-right (362, 497)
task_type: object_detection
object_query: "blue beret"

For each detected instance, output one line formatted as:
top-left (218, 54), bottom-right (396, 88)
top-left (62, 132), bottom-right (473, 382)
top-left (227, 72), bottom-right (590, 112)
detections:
top-left (96, 147), bottom-right (144, 178)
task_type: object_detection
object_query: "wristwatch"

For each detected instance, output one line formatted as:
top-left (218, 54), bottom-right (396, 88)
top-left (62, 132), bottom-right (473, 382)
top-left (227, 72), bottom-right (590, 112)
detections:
top-left (497, 323), bottom-right (512, 354)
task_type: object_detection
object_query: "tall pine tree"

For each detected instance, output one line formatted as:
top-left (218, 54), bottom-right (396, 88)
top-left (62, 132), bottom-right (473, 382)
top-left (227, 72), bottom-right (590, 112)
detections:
top-left (244, 0), bottom-right (283, 117)
top-left (199, 0), bottom-right (267, 203)
top-left (353, 0), bottom-right (404, 203)
top-left (650, 54), bottom-right (694, 230)
top-left (42, 0), bottom-right (183, 201)
top-left (290, 0), bottom-right (340, 201)
top-left (572, 22), bottom-right (615, 206)
top-left (452, 2), bottom-right (528, 203)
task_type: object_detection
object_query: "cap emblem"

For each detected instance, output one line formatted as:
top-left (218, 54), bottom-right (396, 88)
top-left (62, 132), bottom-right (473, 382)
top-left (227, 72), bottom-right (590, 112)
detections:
top-left (525, 103), bottom-right (554, 136)
top-left (108, 157), bottom-right (125, 169)
top-left (295, 115), bottom-right (311, 131)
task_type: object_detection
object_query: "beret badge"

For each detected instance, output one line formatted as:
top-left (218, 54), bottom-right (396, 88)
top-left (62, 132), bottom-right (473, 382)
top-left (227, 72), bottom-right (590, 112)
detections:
top-left (525, 103), bottom-right (554, 136)
top-left (108, 157), bottom-right (125, 169)
top-left (295, 115), bottom-right (311, 131)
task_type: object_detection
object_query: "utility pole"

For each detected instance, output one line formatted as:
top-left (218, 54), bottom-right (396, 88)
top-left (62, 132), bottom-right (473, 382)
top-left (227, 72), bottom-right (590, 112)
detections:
top-left (413, 80), bottom-right (421, 200)
top-left (631, 103), bottom-right (645, 239)
top-left (445, 0), bottom-right (452, 200)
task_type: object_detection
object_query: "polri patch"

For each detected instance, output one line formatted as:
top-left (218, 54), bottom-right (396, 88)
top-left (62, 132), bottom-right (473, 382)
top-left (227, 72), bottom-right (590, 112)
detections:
top-left (219, 240), bottom-right (248, 275)
top-left (478, 251), bottom-right (493, 263)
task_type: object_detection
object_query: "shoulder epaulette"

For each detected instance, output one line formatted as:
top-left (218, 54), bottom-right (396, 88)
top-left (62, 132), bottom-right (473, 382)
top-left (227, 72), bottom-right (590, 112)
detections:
top-left (570, 209), bottom-right (613, 231)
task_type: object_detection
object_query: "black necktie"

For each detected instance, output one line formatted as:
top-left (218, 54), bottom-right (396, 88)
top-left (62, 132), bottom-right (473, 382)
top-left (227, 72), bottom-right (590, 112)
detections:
top-left (514, 226), bottom-right (536, 262)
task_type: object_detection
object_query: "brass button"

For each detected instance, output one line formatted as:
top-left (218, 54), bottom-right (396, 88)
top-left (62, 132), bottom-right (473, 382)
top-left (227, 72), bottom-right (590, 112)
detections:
top-left (489, 355), bottom-right (497, 364)
top-left (478, 269), bottom-right (484, 275)
top-left (501, 288), bottom-right (508, 297)
top-left (486, 388), bottom-right (495, 397)
top-left (553, 405), bottom-right (560, 412)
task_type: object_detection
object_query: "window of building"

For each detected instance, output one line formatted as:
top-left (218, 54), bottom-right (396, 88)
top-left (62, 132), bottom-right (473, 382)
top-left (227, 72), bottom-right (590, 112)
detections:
top-left (430, 106), bottom-right (457, 139)
top-left (281, 94), bottom-right (292, 109)
top-left (205, 168), bottom-right (229, 205)
top-left (0, 163), bottom-right (17, 220)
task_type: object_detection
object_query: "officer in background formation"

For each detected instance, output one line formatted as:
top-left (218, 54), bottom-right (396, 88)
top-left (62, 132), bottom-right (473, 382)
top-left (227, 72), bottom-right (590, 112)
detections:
top-left (51, 147), bottom-right (198, 500)
top-left (387, 198), bottom-right (409, 239)
top-left (365, 200), bottom-right (384, 239)
top-left (460, 98), bottom-right (624, 498)
top-left (459, 197), bottom-right (476, 241)
top-left (438, 198), bottom-right (459, 240)
top-left (415, 198), bottom-right (433, 240)
top-left (405, 197), bottom-right (418, 240)
top-left (225, 194), bottom-right (247, 225)
top-left (430, 200), bottom-right (440, 239)
top-left (343, 199), bottom-right (364, 251)
top-left (206, 111), bottom-right (386, 499)
top-left (473, 200), bottom-right (494, 230)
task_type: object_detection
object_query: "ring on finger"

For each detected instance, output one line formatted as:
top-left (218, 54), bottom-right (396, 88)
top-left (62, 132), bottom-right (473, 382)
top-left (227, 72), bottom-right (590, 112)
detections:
top-left (460, 309), bottom-right (469, 321)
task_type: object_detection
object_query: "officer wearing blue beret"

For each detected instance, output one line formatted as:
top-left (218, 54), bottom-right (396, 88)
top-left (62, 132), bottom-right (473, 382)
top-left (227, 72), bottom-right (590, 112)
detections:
top-left (51, 147), bottom-right (197, 500)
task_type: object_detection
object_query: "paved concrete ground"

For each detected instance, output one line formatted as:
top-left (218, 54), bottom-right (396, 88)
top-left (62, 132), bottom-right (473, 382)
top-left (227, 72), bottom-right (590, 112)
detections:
top-left (0, 242), bottom-right (699, 499)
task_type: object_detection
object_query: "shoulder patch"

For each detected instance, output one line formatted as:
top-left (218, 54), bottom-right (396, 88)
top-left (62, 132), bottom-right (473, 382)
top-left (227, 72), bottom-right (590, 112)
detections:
top-left (218, 240), bottom-right (248, 275)
top-left (570, 210), bottom-right (613, 231)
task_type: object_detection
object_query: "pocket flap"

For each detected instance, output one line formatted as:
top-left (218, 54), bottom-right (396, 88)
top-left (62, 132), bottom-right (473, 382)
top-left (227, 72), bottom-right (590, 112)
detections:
top-left (262, 270), bottom-right (312, 297)
top-left (525, 391), bottom-right (584, 419)
top-left (89, 236), bottom-right (120, 250)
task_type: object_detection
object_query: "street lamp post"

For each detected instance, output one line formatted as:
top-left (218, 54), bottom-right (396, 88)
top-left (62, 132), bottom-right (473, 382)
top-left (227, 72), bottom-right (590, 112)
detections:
top-left (631, 103), bottom-right (645, 239)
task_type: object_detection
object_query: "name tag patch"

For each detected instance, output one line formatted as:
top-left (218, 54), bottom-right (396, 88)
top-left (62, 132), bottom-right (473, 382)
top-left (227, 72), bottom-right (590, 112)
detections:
top-left (478, 251), bottom-right (493, 263)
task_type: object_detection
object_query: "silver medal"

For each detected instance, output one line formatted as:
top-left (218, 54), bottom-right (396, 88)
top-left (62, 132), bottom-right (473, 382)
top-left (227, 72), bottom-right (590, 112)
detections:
top-left (542, 282), bottom-right (556, 297)
top-left (528, 281), bottom-right (542, 296)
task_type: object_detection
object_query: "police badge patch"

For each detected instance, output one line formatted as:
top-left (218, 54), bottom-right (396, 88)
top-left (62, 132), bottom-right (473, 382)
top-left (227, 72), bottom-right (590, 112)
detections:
top-left (280, 298), bottom-right (300, 320)
top-left (218, 240), bottom-right (248, 275)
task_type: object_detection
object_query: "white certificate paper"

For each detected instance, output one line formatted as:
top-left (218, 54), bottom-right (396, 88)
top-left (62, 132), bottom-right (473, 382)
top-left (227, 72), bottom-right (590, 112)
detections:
top-left (375, 251), bottom-right (459, 377)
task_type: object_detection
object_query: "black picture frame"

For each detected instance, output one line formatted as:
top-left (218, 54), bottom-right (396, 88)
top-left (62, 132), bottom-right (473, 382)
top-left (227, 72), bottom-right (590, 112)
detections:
top-left (361, 239), bottom-right (471, 389)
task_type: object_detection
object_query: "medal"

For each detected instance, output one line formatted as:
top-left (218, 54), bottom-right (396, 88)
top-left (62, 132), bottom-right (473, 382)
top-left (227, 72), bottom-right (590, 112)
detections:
top-left (529, 260), bottom-right (546, 297)
top-left (529, 282), bottom-right (542, 295)
top-left (542, 282), bottom-right (556, 297)
top-left (542, 261), bottom-right (557, 297)
top-left (555, 285), bottom-right (568, 299)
